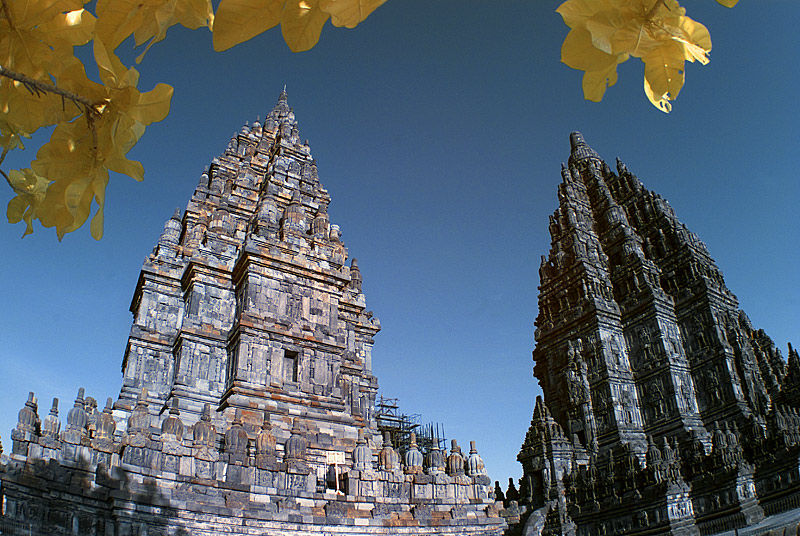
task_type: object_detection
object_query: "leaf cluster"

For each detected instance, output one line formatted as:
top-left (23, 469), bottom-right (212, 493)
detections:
top-left (1, 0), bottom-right (385, 239)
top-left (2, 0), bottom-right (734, 239)
top-left (558, 0), bottom-right (735, 112)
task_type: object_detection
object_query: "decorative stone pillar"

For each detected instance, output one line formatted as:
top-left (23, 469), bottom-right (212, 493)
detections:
top-left (353, 428), bottom-right (373, 471)
top-left (447, 439), bottom-right (465, 476)
top-left (284, 418), bottom-right (309, 473)
top-left (191, 403), bottom-right (218, 479)
top-left (425, 440), bottom-right (445, 476)
top-left (92, 398), bottom-right (117, 453)
top-left (378, 431), bottom-right (401, 473)
top-left (466, 440), bottom-right (486, 477)
top-left (41, 398), bottom-right (61, 446)
top-left (404, 432), bottom-right (423, 474)
top-left (62, 388), bottom-right (88, 445)
top-left (11, 392), bottom-right (40, 455)
top-left (255, 413), bottom-right (277, 470)
top-left (160, 399), bottom-right (185, 474)
top-left (224, 410), bottom-right (249, 466)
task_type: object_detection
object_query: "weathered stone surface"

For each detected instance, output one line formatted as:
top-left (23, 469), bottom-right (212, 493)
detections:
top-left (517, 132), bottom-right (800, 536)
top-left (0, 90), bottom-right (504, 536)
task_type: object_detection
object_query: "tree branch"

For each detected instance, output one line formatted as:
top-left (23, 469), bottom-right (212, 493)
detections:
top-left (0, 65), bottom-right (95, 111)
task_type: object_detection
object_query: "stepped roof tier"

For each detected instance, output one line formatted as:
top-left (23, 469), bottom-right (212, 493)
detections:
top-left (0, 91), bottom-right (505, 536)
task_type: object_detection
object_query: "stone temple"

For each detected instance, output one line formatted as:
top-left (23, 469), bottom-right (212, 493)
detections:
top-left (515, 133), bottom-right (800, 535)
top-left (0, 90), bottom-right (504, 535)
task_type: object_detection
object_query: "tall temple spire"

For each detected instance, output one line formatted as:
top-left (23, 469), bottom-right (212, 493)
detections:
top-left (567, 130), bottom-right (601, 167)
top-left (518, 132), bottom-right (800, 535)
top-left (0, 89), bottom-right (504, 536)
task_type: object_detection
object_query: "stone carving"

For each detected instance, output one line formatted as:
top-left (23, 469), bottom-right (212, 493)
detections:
top-left (425, 439), bottom-right (445, 476)
top-left (192, 403), bottom-right (218, 463)
top-left (519, 132), bottom-right (798, 535)
top-left (41, 398), bottom-right (60, 442)
top-left (0, 90), bottom-right (505, 536)
top-left (447, 439), bottom-right (466, 476)
top-left (352, 428), bottom-right (373, 471)
top-left (404, 432), bottom-right (423, 474)
top-left (61, 388), bottom-right (88, 445)
top-left (255, 413), bottom-right (277, 470)
top-left (467, 440), bottom-right (487, 477)
top-left (224, 410), bottom-right (249, 466)
top-left (377, 431), bottom-right (401, 474)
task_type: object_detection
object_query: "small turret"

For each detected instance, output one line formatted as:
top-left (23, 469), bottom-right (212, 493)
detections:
top-left (192, 403), bottom-right (216, 450)
top-left (467, 440), bottom-right (487, 477)
top-left (160, 399), bottom-right (184, 442)
top-left (284, 418), bottom-right (308, 463)
top-left (311, 203), bottom-right (330, 240)
top-left (62, 388), bottom-right (88, 444)
top-left (92, 398), bottom-right (117, 452)
top-left (349, 258), bottom-right (363, 292)
top-left (224, 410), bottom-right (249, 466)
top-left (282, 190), bottom-right (307, 234)
top-left (404, 432), bottom-right (423, 474)
top-left (255, 413), bottom-right (277, 470)
top-left (378, 431), bottom-right (401, 473)
top-left (353, 428), bottom-right (373, 471)
top-left (125, 389), bottom-right (151, 447)
top-left (16, 392), bottom-right (40, 436)
top-left (446, 439), bottom-right (465, 476)
top-left (157, 208), bottom-right (183, 257)
top-left (425, 438), bottom-right (445, 475)
top-left (41, 398), bottom-right (61, 440)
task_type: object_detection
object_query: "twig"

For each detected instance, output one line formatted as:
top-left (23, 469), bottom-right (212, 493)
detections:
top-left (0, 65), bottom-right (95, 111)
top-left (645, 0), bottom-right (668, 21)
top-left (0, 0), bottom-right (13, 29)
top-left (0, 142), bottom-right (11, 186)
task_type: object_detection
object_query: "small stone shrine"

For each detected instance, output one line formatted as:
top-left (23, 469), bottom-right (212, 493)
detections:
top-left (0, 90), bottom-right (503, 536)
top-left (517, 133), bottom-right (800, 535)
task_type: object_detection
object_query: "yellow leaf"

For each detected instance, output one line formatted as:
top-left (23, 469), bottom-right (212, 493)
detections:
top-left (8, 0), bottom-right (89, 30)
top-left (132, 0), bottom-right (214, 62)
top-left (642, 39), bottom-right (685, 102)
top-left (716, 0), bottom-right (737, 7)
top-left (128, 83), bottom-right (173, 126)
top-left (213, 0), bottom-right (284, 52)
top-left (90, 173), bottom-right (109, 239)
top-left (95, 0), bottom-right (146, 50)
top-left (644, 76), bottom-right (671, 113)
top-left (94, 38), bottom-right (139, 88)
top-left (0, 121), bottom-right (30, 151)
top-left (6, 168), bottom-right (50, 236)
top-left (561, 27), bottom-right (617, 72)
top-left (0, 80), bottom-right (73, 133)
top-left (318, 0), bottom-right (386, 29)
top-left (557, 0), bottom-right (608, 30)
top-left (95, 0), bottom-right (212, 58)
top-left (582, 57), bottom-right (625, 102)
top-left (678, 16), bottom-right (711, 64)
top-left (281, 0), bottom-right (330, 52)
top-left (35, 9), bottom-right (96, 47)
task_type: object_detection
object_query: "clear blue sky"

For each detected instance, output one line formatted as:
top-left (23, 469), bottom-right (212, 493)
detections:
top-left (1, 1), bottom-right (798, 486)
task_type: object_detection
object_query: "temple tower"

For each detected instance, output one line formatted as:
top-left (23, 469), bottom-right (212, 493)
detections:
top-left (118, 90), bottom-right (381, 448)
top-left (520, 133), bottom-right (799, 535)
top-left (2, 91), bottom-right (502, 536)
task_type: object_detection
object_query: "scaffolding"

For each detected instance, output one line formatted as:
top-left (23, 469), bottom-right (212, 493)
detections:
top-left (374, 395), bottom-right (446, 455)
